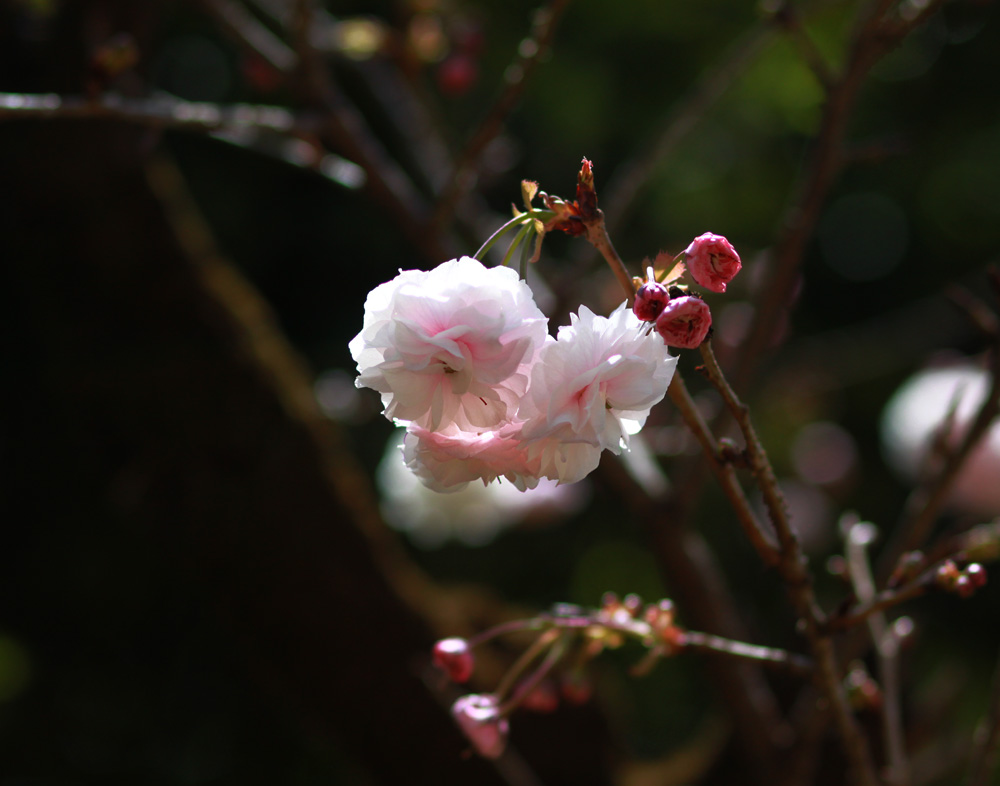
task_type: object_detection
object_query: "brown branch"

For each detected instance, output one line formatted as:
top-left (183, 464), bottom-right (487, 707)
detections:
top-left (201, 0), bottom-right (444, 261)
top-left (823, 570), bottom-right (931, 634)
top-left (666, 373), bottom-right (781, 567)
top-left (584, 214), bottom-right (638, 305)
top-left (698, 342), bottom-right (801, 571)
top-left (431, 0), bottom-right (572, 232)
top-left (600, 19), bottom-right (777, 237)
top-left (772, 2), bottom-right (835, 89)
top-left (696, 341), bottom-right (880, 786)
top-left (730, 0), bottom-right (948, 392)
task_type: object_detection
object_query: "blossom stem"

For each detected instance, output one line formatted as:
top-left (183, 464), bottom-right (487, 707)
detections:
top-left (493, 628), bottom-right (563, 704)
top-left (584, 215), bottom-right (638, 303)
top-left (474, 210), bottom-right (553, 262)
top-left (498, 633), bottom-right (571, 716)
top-left (501, 221), bottom-right (534, 269)
top-left (467, 618), bottom-right (548, 648)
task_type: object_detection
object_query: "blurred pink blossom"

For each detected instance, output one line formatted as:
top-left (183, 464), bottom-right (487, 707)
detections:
top-left (520, 303), bottom-right (676, 460)
top-left (881, 362), bottom-right (1000, 516)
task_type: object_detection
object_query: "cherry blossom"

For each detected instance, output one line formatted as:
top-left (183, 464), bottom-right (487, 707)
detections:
top-left (401, 422), bottom-right (542, 492)
top-left (349, 256), bottom-right (548, 431)
top-left (520, 303), bottom-right (677, 460)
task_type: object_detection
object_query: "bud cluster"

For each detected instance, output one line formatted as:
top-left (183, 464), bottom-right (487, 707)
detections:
top-left (845, 661), bottom-right (883, 711)
top-left (631, 233), bottom-right (742, 350)
top-left (935, 559), bottom-right (988, 598)
top-left (432, 593), bottom-right (684, 759)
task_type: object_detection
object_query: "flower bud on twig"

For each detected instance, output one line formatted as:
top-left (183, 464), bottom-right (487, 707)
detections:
top-left (683, 232), bottom-right (742, 293)
top-left (433, 637), bottom-right (475, 683)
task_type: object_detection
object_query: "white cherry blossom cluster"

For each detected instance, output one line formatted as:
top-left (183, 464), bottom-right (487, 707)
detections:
top-left (350, 256), bottom-right (677, 492)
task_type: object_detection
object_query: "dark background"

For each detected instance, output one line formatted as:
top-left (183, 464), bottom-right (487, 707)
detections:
top-left (2, 0), bottom-right (999, 784)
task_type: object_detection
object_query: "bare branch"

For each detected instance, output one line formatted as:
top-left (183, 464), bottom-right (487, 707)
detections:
top-left (432, 0), bottom-right (572, 232)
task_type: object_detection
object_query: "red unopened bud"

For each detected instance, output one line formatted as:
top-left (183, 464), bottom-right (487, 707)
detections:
top-left (935, 559), bottom-right (961, 591)
top-left (655, 295), bottom-right (712, 349)
top-left (955, 573), bottom-right (974, 598)
top-left (965, 562), bottom-right (987, 589)
top-left (633, 281), bottom-right (669, 322)
top-left (451, 694), bottom-right (509, 759)
top-left (437, 53), bottom-right (478, 96)
top-left (845, 664), bottom-right (882, 711)
top-left (433, 637), bottom-right (474, 683)
top-left (683, 232), bottom-right (742, 293)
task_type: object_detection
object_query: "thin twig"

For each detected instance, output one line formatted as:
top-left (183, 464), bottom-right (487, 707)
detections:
top-left (699, 342), bottom-right (801, 570)
top-left (584, 216), bottom-right (639, 305)
top-left (967, 647), bottom-right (1000, 786)
top-left (600, 20), bottom-right (777, 238)
top-left (731, 0), bottom-right (948, 392)
top-left (201, 0), bottom-right (443, 261)
top-left (200, 0), bottom-right (297, 73)
top-left (773, 2), bottom-right (835, 89)
top-left (823, 572), bottom-right (931, 634)
top-left (844, 517), bottom-right (910, 786)
top-left (682, 630), bottom-right (814, 677)
top-left (432, 0), bottom-right (572, 232)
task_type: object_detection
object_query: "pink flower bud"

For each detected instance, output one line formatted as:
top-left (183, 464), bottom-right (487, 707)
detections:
top-left (966, 562), bottom-right (988, 589)
top-left (633, 281), bottom-right (669, 322)
top-left (433, 638), bottom-right (474, 683)
top-left (684, 232), bottom-right (742, 293)
top-left (655, 295), bottom-right (712, 349)
top-left (451, 694), bottom-right (509, 759)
